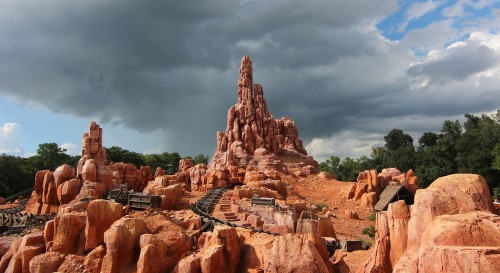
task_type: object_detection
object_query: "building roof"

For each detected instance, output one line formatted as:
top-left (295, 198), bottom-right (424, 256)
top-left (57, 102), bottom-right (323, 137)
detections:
top-left (374, 185), bottom-right (413, 211)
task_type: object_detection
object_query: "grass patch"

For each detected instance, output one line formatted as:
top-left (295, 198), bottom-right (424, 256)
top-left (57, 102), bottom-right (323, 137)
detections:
top-left (369, 212), bottom-right (377, 222)
top-left (310, 200), bottom-right (329, 211)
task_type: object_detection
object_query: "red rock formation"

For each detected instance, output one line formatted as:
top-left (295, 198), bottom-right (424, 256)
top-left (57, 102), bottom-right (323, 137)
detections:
top-left (354, 168), bottom-right (420, 207)
top-left (57, 178), bottom-right (80, 205)
top-left (358, 174), bottom-right (500, 273)
top-left (190, 164), bottom-right (207, 191)
top-left (50, 213), bottom-right (86, 254)
top-left (1, 233), bottom-right (45, 273)
top-left (78, 121), bottom-right (112, 189)
top-left (29, 252), bottom-right (65, 273)
top-left (179, 158), bottom-right (194, 172)
top-left (85, 199), bottom-right (124, 251)
top-left (101, 216), bottom-right (149, 273)
top-left (211, 55), bottom-right (309, 171)
top-left (83, 245), bottom-right (106, 272)
top-left (154, 167), bottom-right (165, 178)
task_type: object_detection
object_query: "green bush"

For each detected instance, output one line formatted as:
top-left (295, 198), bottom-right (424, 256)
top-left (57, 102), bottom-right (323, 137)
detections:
top-left (361, 225), bottom-right (375, 238)
top-left (369, 212), bottom-right (377, 222)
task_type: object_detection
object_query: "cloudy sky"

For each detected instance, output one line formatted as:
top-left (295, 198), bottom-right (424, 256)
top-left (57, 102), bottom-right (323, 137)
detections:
top-left (0, 0), bottom-right (499, 162)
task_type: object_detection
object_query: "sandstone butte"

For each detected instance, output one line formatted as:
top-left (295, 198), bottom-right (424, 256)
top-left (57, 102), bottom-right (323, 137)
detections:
top-left (0, 55), bottom-right (498, 273)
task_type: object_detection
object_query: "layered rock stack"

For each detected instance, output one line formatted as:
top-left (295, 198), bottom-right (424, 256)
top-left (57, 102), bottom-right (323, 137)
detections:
top-left (211, 55), bottom-right (308, 170)
top-left (77, 121), bottom-right (113, 189)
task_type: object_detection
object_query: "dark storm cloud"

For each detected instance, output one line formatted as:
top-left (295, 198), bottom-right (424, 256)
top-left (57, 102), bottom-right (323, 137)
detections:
top-left (407, 42), bottom-right (498, 84)
top-left (0, 0), bottom-right (499, 158)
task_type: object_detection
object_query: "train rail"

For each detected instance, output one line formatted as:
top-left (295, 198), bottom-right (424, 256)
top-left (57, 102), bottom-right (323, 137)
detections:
top-left (190, 186), bottom-right (339, 256)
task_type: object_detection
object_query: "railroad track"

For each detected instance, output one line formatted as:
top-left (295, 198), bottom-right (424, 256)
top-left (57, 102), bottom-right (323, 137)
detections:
top-left (191, 185), bottom-right (281, 235)
top-left (0, 187), bottom-right (33, 214)
top-left (190, 185), bottom-right (339, 256)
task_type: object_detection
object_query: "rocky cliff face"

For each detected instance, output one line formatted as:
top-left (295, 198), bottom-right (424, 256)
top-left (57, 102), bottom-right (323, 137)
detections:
top-left (211, 55), bottom-right (308, 170)
top-left (357, 174), bottom-right (500, 273)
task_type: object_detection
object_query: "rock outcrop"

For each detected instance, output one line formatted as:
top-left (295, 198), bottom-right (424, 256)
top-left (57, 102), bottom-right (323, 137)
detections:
top-left (358, 174), bottom-right (500, 273)
top-left (354, 168), bottom-right (419, 207)
top-left (77, 121), bottom-right (112, 189)
top-left (85, 199), bottom-right (124, 251)
top-left (101, 216), bottom-right (149, 273)
top-left (210, 55), bottom-right (311, 171)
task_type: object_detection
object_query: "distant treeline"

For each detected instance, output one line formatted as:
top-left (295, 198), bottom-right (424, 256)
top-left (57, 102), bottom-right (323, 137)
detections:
top-left (0, 143), bottom-right (209, 198)
top-left (319, 110), bottom-right (500, 199)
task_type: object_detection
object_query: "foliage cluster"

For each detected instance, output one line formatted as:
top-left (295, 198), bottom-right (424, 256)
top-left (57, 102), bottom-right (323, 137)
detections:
top-left (310, 200), bottom-right (329, 211)
top-left (361, 225), bottom-right (375, 238)
top-left (0, 143), bottom-right (209, 198)
top-left (320, 110), bottom-right (500, 197)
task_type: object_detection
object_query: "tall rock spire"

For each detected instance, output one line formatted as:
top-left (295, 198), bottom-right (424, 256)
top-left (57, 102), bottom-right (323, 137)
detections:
top-left (238, 55), bottom-right (253, 103)
top-left (213, 55), bottom-right (308, 169)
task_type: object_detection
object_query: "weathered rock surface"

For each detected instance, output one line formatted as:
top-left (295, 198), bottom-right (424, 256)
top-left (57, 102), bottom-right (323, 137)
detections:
top-left (1, 233), bottom-right (45, 273)
top-left (101, 216), bottom-right (149, 273)
top-left (210, 55), bottom-right (312, 173)
top-left (84, 245), bottom-right (106, 273)
top-left (359, 174), bottom-right (500, 273)
top-left (29, 252), bottom-right (65, 273)
top-left (51, 213), bottom-right (86, 254)
top-left (57, 178), bottom-right (80, 204)
top-left (85, 199), bottom-right (124, 251)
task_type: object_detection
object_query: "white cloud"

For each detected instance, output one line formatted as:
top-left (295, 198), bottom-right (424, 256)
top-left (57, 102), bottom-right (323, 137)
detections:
top-left (0, 123), bottom-right (23, 156)
top-left (400, 0), bottom-right (441, 32)
top-left (305, 131), bottom-right (386, 163)
top-left (60, 142), bottom-right (80, 156)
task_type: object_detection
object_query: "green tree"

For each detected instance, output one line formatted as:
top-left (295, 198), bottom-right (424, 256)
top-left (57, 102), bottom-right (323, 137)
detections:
top-left (319, 156), bottom-right (340, 178)
top-left (36, 143), bottom-right (71, 170)
top-left (456, 113), bottom-right (500, 191)
top-left (106, 146), bottom-right (145, 168)
top-left (370, 146), bottom-right (387, 172)
top-left (192, 154), bottom-right (209, 165)
top-left (415, 121), bottom-right (463, 188)
top-left (492, 144), bottom-right (500, 171)
top-left (337, 157), bottom-right (360, 182)
top-left (383, 129), bottom-right (415, 172)
top-left (0, 154), bottom-right (36, 197)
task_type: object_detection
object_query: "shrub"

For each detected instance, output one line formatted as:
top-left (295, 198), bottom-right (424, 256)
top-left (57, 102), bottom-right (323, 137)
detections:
top-left (310, 200), bottom-right (329, 211)
top-left (369, 212), bottom-right (377, 222)
top-left (357, 236), bottom-right (373, 249)
top-left (362, 225), bottom-right (375, 238)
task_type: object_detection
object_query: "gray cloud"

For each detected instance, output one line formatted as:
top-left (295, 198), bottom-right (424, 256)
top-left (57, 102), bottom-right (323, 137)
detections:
top-left (407, 42), bottom-right (498, 84)
top-left (0, 0), bottom-right (499, 160)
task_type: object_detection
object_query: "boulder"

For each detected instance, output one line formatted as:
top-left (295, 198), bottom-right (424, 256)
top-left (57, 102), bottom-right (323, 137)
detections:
top-left (173, 255), bottom-right (201, 273)
top-left (317, 217), bottom-right (337, 239)
top-left (359, 174), bottom-right (500, 273)
top-left (199, 226), bottom-right (241, 273)
top-left (51, 213), bottom-right (86, 254)
top-left (262, 233), bottom-right (332, 273)
top-left (42, 172), bottom-right (57, 205)
top-left (53, 164), bottom-right (73, 188)
top-left (57, 178), bottom-right (81, 204)
top-left (0, 238), bottom-right (22, 272)
top-left (85, 199), bottom-right (124, 250)
top-left (29, 252), bottom-right (65, 273)
top-left (2, 233), bottom-right (45, 273)
top-left (318, 171), bottom-right (333, 179)
top-left (84, 245), bottom-right (106, 273)
top-left (361, 192), bottom-right (377, 207)
top-left (101, 217), bottom-right (149, 273)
